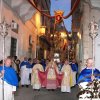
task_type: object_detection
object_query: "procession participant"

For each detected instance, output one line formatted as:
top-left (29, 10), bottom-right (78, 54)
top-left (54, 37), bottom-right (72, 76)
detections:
top-left (28, 58), bottom-right (33, 82)
top-left (70, 59), bottom-right (78, 86)
top-left (31, 58), bottom-right (37, 68)
top-left (12, 56), bottom-right (18, 71)
top-left (0, 60), bottom-right (3, 66)
top-left (12, 56), bottom-right (20, 84)
top-left (20, 57), bottom-right (31, 87)
top-left (0, 57), bottom-right (18, 100)
top-left (15, 59), bottom-right (21, 82)
top-left (77, 58), bottom-right (100, 88)
top-left (45, 59), bottom-right (59, 91)
top-left (31, 60), bottom-right (44, 90)
top-left (61, 59), bottom-right (72, 92)
top-left (40, 59), bottom-right (46, 71)
top-left (0, 60), bottom-right (3, 78)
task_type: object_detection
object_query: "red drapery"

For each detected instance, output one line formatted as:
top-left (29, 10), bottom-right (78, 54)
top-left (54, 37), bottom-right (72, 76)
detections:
top-left (28, 0), bottom-right (80, 19)
top-left (38, 69), bottom-right (64, 87)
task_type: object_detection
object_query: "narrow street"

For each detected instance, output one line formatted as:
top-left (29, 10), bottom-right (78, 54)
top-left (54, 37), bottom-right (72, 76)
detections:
top-left (15, 86), bottom-right (79, 100)
top-left (0, 0), bottom-right (100, 100)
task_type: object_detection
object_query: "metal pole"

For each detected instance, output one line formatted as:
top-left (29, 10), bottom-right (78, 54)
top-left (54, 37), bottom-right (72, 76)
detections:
top-left (92, 37), bottom-right (95, 75)
top-left (2, 36), bottom-right (5, 100)
top-left (0, 0), bottom-right (4, 100)
top-left (68, 46), bottom-right (69, 62)
top-left (0, 20), bottom-right (9, 100)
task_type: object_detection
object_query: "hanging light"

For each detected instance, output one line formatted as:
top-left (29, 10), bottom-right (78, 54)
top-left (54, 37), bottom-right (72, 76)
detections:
top-left (50, 34), bottom-right (53, 37)
top-left (60, 31), bottom-right (67, 38)
top-left (68, 32), bottom-right (72, 37)
top-left (77, 32), bottom-right (81, 39)
top-left (40, 26), bottom-right (46, 35)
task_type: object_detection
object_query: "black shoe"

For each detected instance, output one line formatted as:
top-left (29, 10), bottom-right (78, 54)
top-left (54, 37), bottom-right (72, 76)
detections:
top-left (17, 86), bottom-right (19, 88)
top-left (38, 89), bottom-right (40, 91)
top-left (22, 85), bottom-right (24, 87)
top-left (26, 85), bottom-right (29, 88)
top-left (52, 89), bottom-right (54, 91)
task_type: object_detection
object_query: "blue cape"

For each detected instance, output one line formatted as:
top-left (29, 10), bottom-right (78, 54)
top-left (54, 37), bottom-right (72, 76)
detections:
top-left (70, 63), bottom-right (78, 72)
top-left (77, 68), bottom-right (100, 84)
top-left (0, 66), bottom-right (18, 86)
top-left (20, 61), bottom-right (32, 68)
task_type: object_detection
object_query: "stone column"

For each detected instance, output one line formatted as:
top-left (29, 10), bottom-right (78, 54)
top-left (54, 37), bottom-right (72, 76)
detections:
top-left (82, 2), bottom-right (92, 66)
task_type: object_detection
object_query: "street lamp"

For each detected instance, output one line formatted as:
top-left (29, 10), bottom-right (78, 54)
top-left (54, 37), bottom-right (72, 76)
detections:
top-left (36, 26), bottom-right (46, 59)
top-left (88, 16), bottom-right (99, 75)
top-left (77, 32), bottom-right (81, 40)
top-left (40, 26), bottom-right (46, 36)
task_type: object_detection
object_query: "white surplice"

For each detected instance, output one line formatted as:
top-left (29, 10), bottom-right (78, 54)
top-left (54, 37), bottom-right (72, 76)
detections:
top-left (20, 65), bottom-right (30, 85)
top-left (0, 79), bottom-right (16, 100)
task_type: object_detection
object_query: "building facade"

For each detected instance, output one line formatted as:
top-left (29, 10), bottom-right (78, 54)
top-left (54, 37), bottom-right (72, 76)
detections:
top-left (33, 0), bottom-right (51, 60)
top-left (0, 0), bottom-right (37, 60)
top-left (72, 0), bottom-right (100, 70)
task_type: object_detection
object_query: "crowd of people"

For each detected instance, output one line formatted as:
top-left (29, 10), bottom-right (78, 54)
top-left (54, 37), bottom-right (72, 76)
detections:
top-left (18, 57), bottom-right (78, 92)
top-left (0, 56), bottom-right (100, 100)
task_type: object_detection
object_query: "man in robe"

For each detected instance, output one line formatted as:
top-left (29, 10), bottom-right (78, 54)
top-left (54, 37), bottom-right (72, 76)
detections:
top-left (20, 57), bottom-right (31, 87)
top-left (0, 60), bottom-right (4, 78)
top-left (61, 59), bottom-right (72, 93)
top-left (12, 56), bottom-right (18, 72)
top-left (70, 59), bottom-right (78, 86)
top-left (15, 59), bottom-right (20, 82)
top-left (31, 58), bottom-right (37, 68)
top-left (0, 60), bottom-right (3, 66)
top-left (12, 56), bottom-right (20, 85)
top-left (0, 57), bottom-right (18, 100)
top-left (31, 60), bottom-right (44, 90)
top-left (40, 59), bottom-right (46, 71)
top-left (77, 58), bottom-right (100, 89)
top-left (45, 59), bottom-right (59, 91)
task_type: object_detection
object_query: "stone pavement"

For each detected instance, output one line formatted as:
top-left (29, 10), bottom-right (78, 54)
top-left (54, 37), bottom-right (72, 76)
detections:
top-left (15, 86), bottom-right (79, 100)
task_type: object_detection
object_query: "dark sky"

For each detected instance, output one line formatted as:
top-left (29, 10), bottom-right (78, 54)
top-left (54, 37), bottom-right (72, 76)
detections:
top-left (50, 0), bottom-right (72, 32)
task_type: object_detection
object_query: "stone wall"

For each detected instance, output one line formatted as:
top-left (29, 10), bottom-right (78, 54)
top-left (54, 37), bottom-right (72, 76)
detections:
top-left (79, 1), bottom-right (100, 70)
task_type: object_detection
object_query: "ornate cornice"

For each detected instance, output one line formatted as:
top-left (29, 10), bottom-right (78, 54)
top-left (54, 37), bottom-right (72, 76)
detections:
top-left (83, 0), bottom-right (100, 11)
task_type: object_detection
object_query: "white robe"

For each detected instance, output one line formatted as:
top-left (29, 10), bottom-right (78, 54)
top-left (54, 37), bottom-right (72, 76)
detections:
top-left (20, 65), bottom-right (30, 85)
top-left (0, 79), bottom-right (16, 100)
top-left (31, 64), bottom-right (44, 89)
top-left (71, 71), bottom-right (76, 86)
top-left (61, 64), bottom-right (71, 92)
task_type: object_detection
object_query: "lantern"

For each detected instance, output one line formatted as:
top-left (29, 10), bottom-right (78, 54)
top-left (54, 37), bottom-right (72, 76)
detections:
top-left (60, 31), bottom-right (67, 38)
top-left (40, 26), bottom-right (46, 35)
